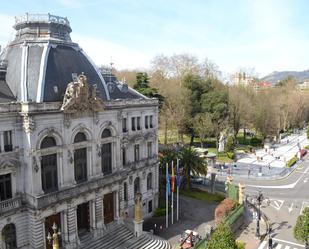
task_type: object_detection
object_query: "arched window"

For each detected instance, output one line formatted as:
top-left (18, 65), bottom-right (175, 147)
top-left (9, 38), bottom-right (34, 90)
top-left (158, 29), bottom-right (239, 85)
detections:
top-left (134, 177), bottom-right (140, 196)
top-left (2, 223), bottom-right (17, 249)
top-left (123, 182), bottom-right (128, 201)
top-left (40, 136), bottom-right (56, 149)
top-left (147, 173), bottom-right (152, 190)
top-left (74, 132), bottom-right (87, 143)
top-left (101, 129), bottom-right (112, 175)
top-left (101, 129), bottom-right (112, 138)
top-left (74, 133), bottom-right (87, 183)
top-left (40, 137), bottom-right (58, 193)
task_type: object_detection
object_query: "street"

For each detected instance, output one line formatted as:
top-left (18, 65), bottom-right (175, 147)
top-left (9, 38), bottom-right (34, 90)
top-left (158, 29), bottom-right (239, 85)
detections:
top-left (224, 156), bottom-right (309, 248)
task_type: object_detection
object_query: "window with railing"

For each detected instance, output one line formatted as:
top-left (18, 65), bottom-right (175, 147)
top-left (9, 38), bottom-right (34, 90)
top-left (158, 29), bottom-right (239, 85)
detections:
top-left (147, 141), bottom-right (152, 158)
top-left (147, 173), bottom-right (152, 190)
top-left (41, 136), bottom-right (58, 193)
top-left (137, 117), bottom-right (141, 130)
top-left (74, 132), bottom-right (87, 183)
top-left (4, 131), bottom-right (12, 152)
top-left (131, 117), bottom-right (136, 131)
top-left (122, 118), bottom-right (127, 133)
top-left (145, 116), bottom-right (149, 129)
top-left (149, 115), bottom-right (153, 128)
top-left (134, 144), bottom-right (140, 162)
top-left (0, 174), bottom-right (12, 201)
top-left (134, 177), bottom-right (140, 196)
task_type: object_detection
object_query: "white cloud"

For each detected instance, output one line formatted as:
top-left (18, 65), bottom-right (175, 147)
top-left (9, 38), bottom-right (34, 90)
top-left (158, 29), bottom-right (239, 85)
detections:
top-left (0, 14), bottom-right (15, 48)
top-left (72, 34), bottom-right (152, 70)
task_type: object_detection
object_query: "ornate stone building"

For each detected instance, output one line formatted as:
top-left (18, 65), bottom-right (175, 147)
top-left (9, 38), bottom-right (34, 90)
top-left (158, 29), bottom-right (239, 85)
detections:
top-left (0, 14), bottom-right (161, 249)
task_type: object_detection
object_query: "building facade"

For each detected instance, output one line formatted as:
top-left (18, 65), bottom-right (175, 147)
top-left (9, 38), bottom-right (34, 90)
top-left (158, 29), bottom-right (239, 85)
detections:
top-left (0, 14), bottom-right (159, 249)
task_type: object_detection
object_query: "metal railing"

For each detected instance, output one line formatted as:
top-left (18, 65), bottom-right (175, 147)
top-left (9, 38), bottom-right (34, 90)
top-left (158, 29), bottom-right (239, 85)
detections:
top-left (15, 13), bottom-right (70, 27)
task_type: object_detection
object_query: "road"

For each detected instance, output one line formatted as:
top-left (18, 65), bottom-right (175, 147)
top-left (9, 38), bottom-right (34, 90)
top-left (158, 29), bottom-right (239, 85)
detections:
top-left (220, 156), bottom-right (309, 248)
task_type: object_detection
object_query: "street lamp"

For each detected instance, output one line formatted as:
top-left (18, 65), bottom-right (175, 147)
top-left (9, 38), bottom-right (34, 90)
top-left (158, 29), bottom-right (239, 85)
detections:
top-left (251, 189), bottom-right (265, 238)
top-left (47, 222), bottom-right (61, 249)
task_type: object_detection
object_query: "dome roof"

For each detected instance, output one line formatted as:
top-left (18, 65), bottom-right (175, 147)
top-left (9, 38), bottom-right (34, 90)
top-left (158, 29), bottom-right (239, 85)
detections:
top-left (0, 14), bottom-right (114, 103)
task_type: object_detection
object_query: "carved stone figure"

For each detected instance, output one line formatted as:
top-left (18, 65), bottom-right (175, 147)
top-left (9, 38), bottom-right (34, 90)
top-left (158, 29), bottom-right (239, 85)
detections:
top-left (134, 193), bottom-right (142, 223)
top-left (218, 131), bottom-right (226, 152)
top-left (23, 114), bottom-right (35, 133)
top-left (61, 74), bottom-right (104, 113)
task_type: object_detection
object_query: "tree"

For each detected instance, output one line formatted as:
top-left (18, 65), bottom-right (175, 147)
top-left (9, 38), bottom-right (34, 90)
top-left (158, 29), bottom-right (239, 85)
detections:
top-left (133, 72), bottom-right (165, 108)
top-left (179, 146), bottom-right (207, 190)
top-left (294, 207), bottom-right (309, 247)
top-left (208, 222), bottom-right (238, 249)
top-left (201, 84), bottom-right (229, 148)
top-left (192, 113), bottom-right (214, 147)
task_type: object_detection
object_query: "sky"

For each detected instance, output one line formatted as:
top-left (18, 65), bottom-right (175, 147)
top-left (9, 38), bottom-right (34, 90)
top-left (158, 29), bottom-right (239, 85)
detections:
top-left (1, 0), bottom-right (309, 77)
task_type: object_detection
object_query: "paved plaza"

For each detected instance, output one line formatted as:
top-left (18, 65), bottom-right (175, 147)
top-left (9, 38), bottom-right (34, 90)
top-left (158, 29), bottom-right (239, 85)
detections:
top-left (144, 196), bottom-right (217, 248)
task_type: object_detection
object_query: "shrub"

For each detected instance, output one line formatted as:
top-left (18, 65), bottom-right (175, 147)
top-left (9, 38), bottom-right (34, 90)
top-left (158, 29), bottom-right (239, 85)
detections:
top-left (215, 198), bottom-right (237, 224)
top-left (208, 222), bottom-right (238, 249)
top-left (250, 137), bottom-right (262, 146)
top-left (307, 126), bottom-right (309, 139)
top-left (225, 135), bottom-right (235, 152)
top-left (236, 241), bottom-right (246, 249)
top-left (305, 145), bottom-right (309, 150)
top-left (287, 156), bottom-right (298, 167)
top-left (154, 206), bottom-right (166, 217)
top-left (227, 152), bottom-right (235, 160)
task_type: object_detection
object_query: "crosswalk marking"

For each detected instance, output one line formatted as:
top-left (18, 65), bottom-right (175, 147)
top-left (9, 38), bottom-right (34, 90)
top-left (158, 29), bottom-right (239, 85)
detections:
top-left (258, 239), bottom-right (305, 249)
top-left (258, 241), bottom-right (267, 249)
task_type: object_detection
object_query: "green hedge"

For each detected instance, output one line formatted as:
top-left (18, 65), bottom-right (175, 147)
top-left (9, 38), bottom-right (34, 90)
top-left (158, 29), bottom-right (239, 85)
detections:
top-left (305, 145), bottom-right (309, 150)
top-left (224, 204), bottom-right (244, 225)
top-left (287, 156), bottom-right (298, 167)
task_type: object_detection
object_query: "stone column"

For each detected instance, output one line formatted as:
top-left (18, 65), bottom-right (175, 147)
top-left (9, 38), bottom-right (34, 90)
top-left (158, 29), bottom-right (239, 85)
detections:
top-left (29, 211), bottom-right (45, 249)
top-left (66, 205), bottom-right (78, 246)
top-left (95, 195), bottom-right (104, 235)
top-left (115, 191), bottom-right (120, 222)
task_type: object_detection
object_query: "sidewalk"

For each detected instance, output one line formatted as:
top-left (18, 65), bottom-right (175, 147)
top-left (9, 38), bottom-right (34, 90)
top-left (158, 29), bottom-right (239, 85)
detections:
top-left (236, 205), bottom-right (268, 249)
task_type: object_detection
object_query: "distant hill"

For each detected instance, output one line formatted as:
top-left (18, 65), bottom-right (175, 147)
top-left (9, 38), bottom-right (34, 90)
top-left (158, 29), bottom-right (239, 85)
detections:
top-left (261, 69), bottom-right (309, 84)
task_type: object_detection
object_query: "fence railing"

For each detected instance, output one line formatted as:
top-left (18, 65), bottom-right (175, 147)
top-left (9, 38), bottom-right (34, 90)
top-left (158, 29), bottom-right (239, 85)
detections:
top-left (225, 204), bottom-right (244, 225)
top-left (0, 197), bottom-right (22, 214)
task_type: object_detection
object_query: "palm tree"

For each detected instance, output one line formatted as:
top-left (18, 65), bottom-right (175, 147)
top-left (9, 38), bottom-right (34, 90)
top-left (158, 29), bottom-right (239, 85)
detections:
top-left (179, 146), bottom-right (207, 190)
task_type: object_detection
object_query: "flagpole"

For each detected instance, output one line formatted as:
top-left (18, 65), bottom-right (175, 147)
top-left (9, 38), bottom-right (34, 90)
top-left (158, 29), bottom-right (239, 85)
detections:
top-left (177, 158), bottom-right (179, 221)
top-left (166, 162), bottom-right (168, 228)
top-left (171, 160), bottom-right (174, 225)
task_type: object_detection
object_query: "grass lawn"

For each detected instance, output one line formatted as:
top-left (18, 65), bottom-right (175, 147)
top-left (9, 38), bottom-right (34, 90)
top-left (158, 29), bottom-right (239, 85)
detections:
top-left (207, 148), bottom-right (233, 163)
top-left (181, 188), bottom-right (225, 203)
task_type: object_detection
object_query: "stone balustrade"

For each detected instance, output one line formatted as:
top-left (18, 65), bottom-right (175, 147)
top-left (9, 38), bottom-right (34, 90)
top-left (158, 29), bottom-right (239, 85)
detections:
top-left (0, 196), bottom-right (22, 214)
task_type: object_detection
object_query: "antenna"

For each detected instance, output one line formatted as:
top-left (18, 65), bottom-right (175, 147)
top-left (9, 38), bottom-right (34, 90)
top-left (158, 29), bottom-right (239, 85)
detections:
top-left (110, 57), bottom-right (114, 83)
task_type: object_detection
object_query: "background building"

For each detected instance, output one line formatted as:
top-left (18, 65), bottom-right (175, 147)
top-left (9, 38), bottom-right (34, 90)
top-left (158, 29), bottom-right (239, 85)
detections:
top-left (0, 13), bottom-right (160, 249)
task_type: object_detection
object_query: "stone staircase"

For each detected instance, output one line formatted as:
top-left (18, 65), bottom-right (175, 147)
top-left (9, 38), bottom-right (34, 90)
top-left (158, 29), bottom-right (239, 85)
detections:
top-left (79, 223), bottom-right (171, 249)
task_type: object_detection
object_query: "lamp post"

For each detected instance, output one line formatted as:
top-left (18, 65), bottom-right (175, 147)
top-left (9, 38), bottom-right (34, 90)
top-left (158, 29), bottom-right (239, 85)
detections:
top-left (251, 189), bottom-right (265, 238)
top-left (47, 222), bottom-right (61, 249)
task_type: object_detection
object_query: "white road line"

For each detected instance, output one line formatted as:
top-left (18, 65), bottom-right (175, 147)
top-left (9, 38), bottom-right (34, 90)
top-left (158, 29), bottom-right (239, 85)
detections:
top-left (258, 241), bottom-right (267, 249)
top-left (285, 246), bottom-right (290, 249)
top-left (276, 244), bottom-right (282, 249)
top-left (300, 201), bottom-right (309, 214)
top-left (273, 238), bottom-right (305, 247)
top-left (304, 177), bottom-right (308, 183)
top-left (247, 178), bottom-right (301, 189)
top-left (288, 203), bottom-right (294, 213)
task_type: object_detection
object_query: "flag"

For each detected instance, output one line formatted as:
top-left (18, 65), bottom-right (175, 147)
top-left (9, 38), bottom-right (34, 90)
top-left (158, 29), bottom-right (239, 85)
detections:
top-left (176, 158), bottom-right (181, 187)
top-left (166, 163), bottom-right (171, 196)
top-left (171, 163), bottom-right (175, 193)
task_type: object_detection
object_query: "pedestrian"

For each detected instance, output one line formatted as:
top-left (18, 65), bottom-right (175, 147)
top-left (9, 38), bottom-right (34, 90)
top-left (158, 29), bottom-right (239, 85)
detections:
top-left (248, 169), bottom-right (251, 178)
top-left (268, 164), bottom-right (271, 170)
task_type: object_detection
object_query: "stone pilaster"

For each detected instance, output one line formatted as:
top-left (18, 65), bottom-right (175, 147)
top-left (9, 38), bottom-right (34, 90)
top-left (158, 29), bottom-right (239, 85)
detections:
top-left (29, 211), bottom-right (45, 249)
top-left (95, 195), bottom-right (104, 233)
